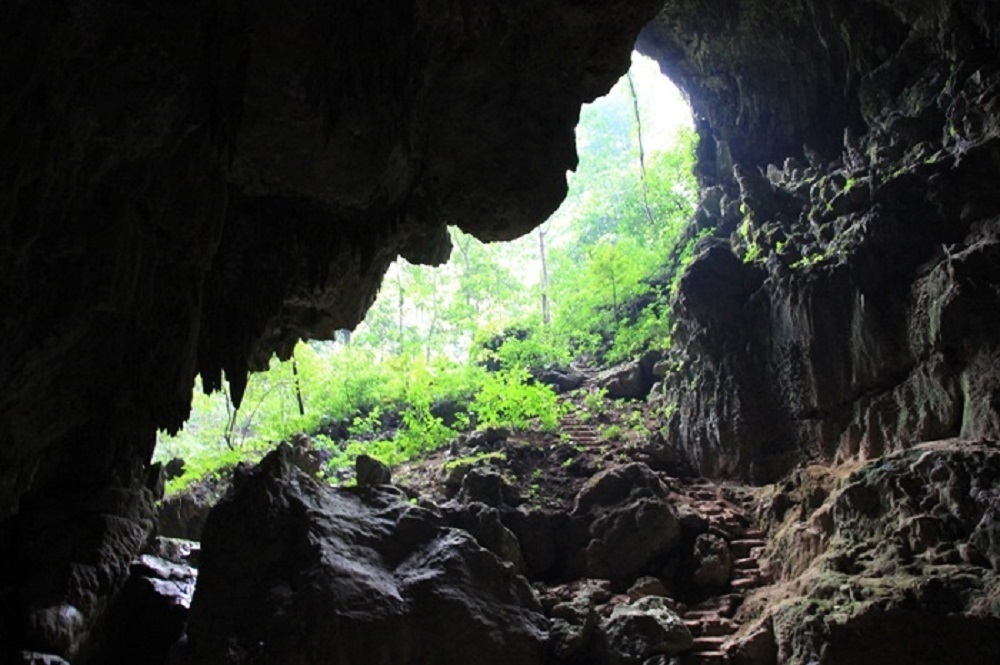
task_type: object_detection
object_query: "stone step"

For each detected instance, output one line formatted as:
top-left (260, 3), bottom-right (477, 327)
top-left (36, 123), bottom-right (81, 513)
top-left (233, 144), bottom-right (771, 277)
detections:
top-left (729, 539), bottom-right (766, 555)
top-left (687, 618), bottom-right (738, 637)
top-left (685, 650), bottom-right (727, 664)
top-left (731, 577), bottom-right (759, 591)
top-left (691, 635), bottom-right (728, 651)
top-left (743, 528), bottom-right (766, 540)
top-left (683, 609), bottom-right (719, 619)
top-left (734, 557), bottom-right (759, 570)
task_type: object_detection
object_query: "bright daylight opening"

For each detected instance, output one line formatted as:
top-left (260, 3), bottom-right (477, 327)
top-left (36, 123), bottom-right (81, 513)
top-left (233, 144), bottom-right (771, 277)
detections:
top-left (155, 53), bottom-right (696, 494)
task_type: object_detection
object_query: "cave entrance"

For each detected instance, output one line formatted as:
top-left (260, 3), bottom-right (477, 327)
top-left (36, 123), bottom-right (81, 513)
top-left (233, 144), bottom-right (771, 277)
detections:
top-left (155, 53), bottom-right (696, 494)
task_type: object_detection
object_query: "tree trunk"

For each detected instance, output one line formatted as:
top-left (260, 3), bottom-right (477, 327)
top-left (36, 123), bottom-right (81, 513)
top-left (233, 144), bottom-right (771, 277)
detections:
top-left (292, 356), bottom-right (306, 416)
top-left (538, 226), bottom-right (550, 326)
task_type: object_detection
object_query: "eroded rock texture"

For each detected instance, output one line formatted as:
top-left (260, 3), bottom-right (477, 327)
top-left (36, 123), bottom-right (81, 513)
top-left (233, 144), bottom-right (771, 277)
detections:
top-left (4, 0), bottom-right (1000, 660)
top-left (643, 1), bottom-right (1000, 480)
top-left (172, 444), bottom-right (548, 665)
top-left (0, 0), bottom-right (658, 658)
top-left (739, 440), bottom-right (1000, 664)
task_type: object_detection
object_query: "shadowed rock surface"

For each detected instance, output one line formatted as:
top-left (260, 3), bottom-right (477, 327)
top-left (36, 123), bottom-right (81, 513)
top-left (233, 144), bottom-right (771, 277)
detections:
top-left (2, 0), bottom-right (1000, 661)
top-left (731, 440), bottom-right (1000, 664)
top-left (0, 0), bottom-right (658, 657)
top-left (171, 444), bottom-right (548, 665)
top-left (645, 1), bottom-right (1000, 481)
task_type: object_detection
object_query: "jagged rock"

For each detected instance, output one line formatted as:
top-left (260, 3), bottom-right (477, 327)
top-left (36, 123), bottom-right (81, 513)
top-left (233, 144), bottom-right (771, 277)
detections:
top-left (464, 427), bottom-right (512, 451)
top-left (173, 445), bottom-right (547, 665)
top-left (573, 463), bottom-right (670, 517)
top-left (164, 459), bottom-right (186, 480)
top-left (724, 618), bottom-right (777, 665)
top-left (355, 454), bottom-right (391, 486)
top-left (99, 554), bottom-right (196, 665)
top-left (543, 579), bottom-right (613, 661)
top-left (457, 466), bottom-right (519, 507)
top-left (573, 465), bottom-right (681, 582)
top-left (445, 502), bottom-right (526, 573)
top-left (659, 34), bottom-right (1000, 479)
top-left (627, 577), bottom-right (670, 601)
top-left (504, 508), bottom-right (558, 577)
top-left (599, 596), bottom-right (693, 663)
top-left (692, 534), bottom-right (732, 590)
top-left (757, 440), bottom-right (1000, 665)
top-left (539, 368), bottom-right (586, 393)
top-left (597, 361), bottom-right (649, 400)
top-left (585, 497), bottom-right (682, 583)
top-left (149, 537), bottom-right (200, 567)
top-left (158, 474), bottom-right (231, 541)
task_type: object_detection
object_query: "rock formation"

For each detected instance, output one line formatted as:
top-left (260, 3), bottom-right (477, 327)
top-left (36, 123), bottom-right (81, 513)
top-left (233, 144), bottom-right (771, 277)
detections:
top-left (642, 1), bottom-right (1000, 480)
top-left (3, 0), bottom-right (1000, 661)
top-left (736, 439), bottom-right (1000, 664)
top-left (0, 1), bottom-right (659, 658)
top-left (171, 444), bottom-right (548, 665)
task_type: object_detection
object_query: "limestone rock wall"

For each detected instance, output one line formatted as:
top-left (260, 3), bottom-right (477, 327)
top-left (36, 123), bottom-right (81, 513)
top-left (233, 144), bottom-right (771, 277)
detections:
top-left (641, 0), bottom-right (1000, 480)
top-left (0, 1), bottom-right (661, 658)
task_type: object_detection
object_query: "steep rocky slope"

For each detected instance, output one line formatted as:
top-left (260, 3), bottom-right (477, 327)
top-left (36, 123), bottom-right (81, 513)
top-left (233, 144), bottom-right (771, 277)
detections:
top-left (0, 1), bottom-right (659, 659)
top-left (641, 1), bottom-right (1000, 480)
top-left (3, 0), bottom-right (1000, 662)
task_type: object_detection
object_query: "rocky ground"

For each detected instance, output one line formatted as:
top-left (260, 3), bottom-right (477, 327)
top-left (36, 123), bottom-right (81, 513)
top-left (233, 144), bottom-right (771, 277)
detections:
top-left (106, 367), bottom-right (987, 665)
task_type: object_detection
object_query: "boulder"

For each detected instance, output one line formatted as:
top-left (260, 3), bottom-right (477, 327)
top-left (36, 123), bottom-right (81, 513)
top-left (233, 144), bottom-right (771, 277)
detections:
top-left (148, 537), bottom-right (200, 567)
top-left (355, 454), bottom-right (391, 486)
top-left (692, 533), bottom-right (732, 590)
top-left (458, 466), bottom-right (519, 507)
top-left (465, 427), bottom-right (512, 451)
top-left (173, 444), bottom-right (547, 665)
top-left (627, 577), bottom-right (670, 601)
top-left (573, 463), bottom-right (670, 517)
top-left (570, 464), bottom-right (681, 583)
top-left (158, 474), bottom-right (230, 541)
top-left (445, 502), bottom-right (526, 573)
top-left (538, 368), bottom-right (585, 393)
top-left (597, 361), bottom-right (649, 400)
top-left (164, 458), bottom-right (186, 480)
top-left (599, 596), bottom-right (693, 663)
top-left (585, 497), bottom-right (681, 583)
top-left (99, 554), bottom-right (196, 665)
top-left (503, 508), bottom-right (557, 577)
top-left (543, 579), bottom-right (613, 661)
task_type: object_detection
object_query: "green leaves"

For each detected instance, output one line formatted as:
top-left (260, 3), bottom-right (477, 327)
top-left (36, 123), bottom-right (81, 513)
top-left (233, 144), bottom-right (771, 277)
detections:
top-left (470, 366), bottom-right (564, 433)
top-left (157, 59), bottom-right (700, 492)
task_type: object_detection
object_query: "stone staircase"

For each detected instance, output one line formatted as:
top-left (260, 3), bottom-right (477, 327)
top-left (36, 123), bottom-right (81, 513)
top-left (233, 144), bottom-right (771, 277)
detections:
top-left (558, 410), bottom-right (602, 448)
top-left (557, 364), bottom-right (603, 448)
top-left (677, 483), bottom-right (770, 664)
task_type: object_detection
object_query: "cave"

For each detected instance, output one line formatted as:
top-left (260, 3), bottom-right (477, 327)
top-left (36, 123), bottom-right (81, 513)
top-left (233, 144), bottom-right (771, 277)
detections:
top-left (2, 1), bottom-right (1000, 664)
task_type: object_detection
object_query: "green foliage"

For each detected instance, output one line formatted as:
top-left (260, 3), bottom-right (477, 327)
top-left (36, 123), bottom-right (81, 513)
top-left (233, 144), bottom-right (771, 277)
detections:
top-left (443, 451), bottom-right (507, 472)
top-left (155, 57), bottom-right (700, 491)
top-left (582, 388), bottom-right (609, 416)
top-left (471, 367), bottom-right (565, 433)
top-left (599, 423), bottom-right (624, 441)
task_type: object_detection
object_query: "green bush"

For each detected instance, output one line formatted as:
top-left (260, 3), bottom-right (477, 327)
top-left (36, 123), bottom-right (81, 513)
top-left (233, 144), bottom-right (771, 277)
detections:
top-left (471, 366), bottom-right (565, 433)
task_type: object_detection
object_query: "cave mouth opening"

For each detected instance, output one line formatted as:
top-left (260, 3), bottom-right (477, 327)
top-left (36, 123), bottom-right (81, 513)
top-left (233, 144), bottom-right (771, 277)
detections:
top-left (154, 52), bottom-right (697, 494)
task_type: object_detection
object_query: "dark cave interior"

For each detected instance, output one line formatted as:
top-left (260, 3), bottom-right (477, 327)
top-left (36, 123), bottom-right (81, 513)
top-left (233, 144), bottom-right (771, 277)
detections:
top-left (2, 1), bottom-right (1000, 663)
